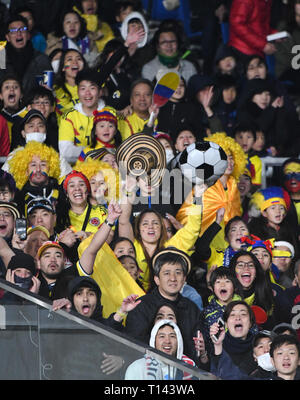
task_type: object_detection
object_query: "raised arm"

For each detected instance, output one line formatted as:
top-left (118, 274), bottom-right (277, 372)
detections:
top-left (118, 175), bottom-right (137, 243)
top-left (79, 201), bottom-right (122, 275)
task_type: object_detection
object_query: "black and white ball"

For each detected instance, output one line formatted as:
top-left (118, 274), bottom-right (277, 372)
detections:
top-left (178, 141), bottom-right (228, 187)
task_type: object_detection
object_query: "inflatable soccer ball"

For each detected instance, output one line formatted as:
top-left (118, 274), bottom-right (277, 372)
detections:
top-left (178, 141), bottom-right (228, 187)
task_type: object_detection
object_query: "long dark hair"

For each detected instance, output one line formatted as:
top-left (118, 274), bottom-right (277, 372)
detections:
top-left (54, 9), bottom-right (88, 39)
top-left (134, 208), bottom-right (168, 291)
top-left (54, 48), bottom-right (87, 98)
top-left (229, 250), bottom-right (274, 313)
top-left (90, 120), bottom-right (122, 148)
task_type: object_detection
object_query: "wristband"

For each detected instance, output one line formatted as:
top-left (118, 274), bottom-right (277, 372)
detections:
top-left (105, 219), bottom-right (114, 228)
top-left (116, 308), bottom-right (128, 319)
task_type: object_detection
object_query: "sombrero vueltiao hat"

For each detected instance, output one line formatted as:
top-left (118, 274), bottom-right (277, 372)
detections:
top-left (116, 133), bottom-right (166, 188)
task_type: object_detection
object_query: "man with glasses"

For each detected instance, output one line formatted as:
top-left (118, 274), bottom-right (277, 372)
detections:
top-left (25, 86), bottom-right (58, 151)
top-left (0, 14), bottom-right (52, 96)
top-left (141, 27), bottom-right (197, 84)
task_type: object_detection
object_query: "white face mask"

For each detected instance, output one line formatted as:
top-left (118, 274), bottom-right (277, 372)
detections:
top-left (256, 352), bottom-right (276, 372)
top-left (51, 59), bottom-right (60, 74)
top-left (25, 132), bottom-right (47, 143)
top-left (165, 149), bottom-right (174, 163)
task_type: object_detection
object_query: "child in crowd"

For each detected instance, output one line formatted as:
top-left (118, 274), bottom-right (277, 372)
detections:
top-left (78, 106), bottom-right (121, 162)
top-left (203, 266), bottom-right (242, 340)
top-left (233, 121), bottom-right (262, 188)
top-left (248, 186), bottom-right (299, 257)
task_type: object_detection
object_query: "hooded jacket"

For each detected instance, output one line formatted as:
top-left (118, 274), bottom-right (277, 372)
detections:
top-left (125, 319), bottom-right (196, 380)
top-left (68, 276), bottom-right (123, 331)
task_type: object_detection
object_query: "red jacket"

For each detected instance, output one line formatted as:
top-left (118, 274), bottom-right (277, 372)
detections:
top-left (228, 0), bottom-right (276, 56)
top-left (0, 114), bottom-right (9, 157)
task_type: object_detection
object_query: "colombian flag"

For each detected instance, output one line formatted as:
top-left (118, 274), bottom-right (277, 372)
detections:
top-left (77, 234), bottom-right (145, 318)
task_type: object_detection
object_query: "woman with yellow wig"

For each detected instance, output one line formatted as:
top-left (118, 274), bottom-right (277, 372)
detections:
top-left (57, 158), bottom-right (119, 243)
top-left (176, 132), bottom-right (247, 251)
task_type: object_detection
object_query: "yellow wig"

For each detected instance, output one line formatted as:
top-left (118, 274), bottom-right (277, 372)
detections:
top-left (8, 142), bottom-right (61, 190)
top-left (73, 158), bottom-right (120, 202)
top-left (205, 132), bottom-right (247, 180)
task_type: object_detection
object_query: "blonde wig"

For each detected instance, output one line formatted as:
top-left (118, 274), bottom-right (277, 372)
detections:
top-left (73, 158), bottom-right (120, 202)
top-left (8, 142), bottom-right (61, 190)
top-left (205, 132), bottom-right (247, 180)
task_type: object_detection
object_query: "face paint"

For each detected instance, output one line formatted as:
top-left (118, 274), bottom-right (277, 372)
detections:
top-left (284, 172), bottom-right (300, 193)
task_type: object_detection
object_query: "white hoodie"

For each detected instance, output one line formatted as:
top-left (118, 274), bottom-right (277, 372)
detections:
top-left (125, 319), bottom-right (194, 380)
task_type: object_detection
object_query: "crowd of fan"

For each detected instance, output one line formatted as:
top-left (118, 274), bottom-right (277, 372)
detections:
top-left (0, 0), bottom-right (299, 381)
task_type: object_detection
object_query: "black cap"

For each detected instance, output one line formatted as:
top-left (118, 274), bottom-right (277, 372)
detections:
top-left (19, 109), bottom-right (46, 132)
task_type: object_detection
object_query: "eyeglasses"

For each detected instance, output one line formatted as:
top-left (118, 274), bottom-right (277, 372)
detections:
top-left (236, 262), bottom-right (255, 270)
top-left (158, 40), bottom-right (177, 46)
top-left (8, 27), bottom-right (28, 34)
top-left (0, 211), bottom-right (13, 219)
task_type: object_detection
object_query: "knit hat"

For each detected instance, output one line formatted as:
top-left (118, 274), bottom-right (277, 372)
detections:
top-left (274, 241), bottom-right (295, 258)
top-left (93, 107), bottom-right (117, 126)
top-left (250, 186), bottom-right (289, 212)
top-left (8, 252), bottom-right (36, 276)
top-left (62, 170), bottom-right (91, 194)
top-left (37, 241), bottom-right (64, 259)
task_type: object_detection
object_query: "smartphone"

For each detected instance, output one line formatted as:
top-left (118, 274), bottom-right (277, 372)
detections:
top-left (15, 218), bottom-right (27, 241)
top-left (211, 317), bottom-right (225, 343)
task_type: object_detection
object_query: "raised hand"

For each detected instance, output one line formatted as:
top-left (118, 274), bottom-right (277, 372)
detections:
top-left (216, 207), bottom-right (225, 225)
top-left (107, 200), bottom-right (122, 223)
top-left (120, 294), bottom-right (141, 313)
top-left (52, 297), bottom-right (72, 312)
top-left (101, 353), bottom-right (124, 375)
top-left (125, 28), bottom-right (145, 48)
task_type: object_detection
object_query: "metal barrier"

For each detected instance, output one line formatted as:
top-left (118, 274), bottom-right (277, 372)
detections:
top-left (0, 279), bottom-right (218, 380)
top-left (260, 157), bottom-right (289, 188)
